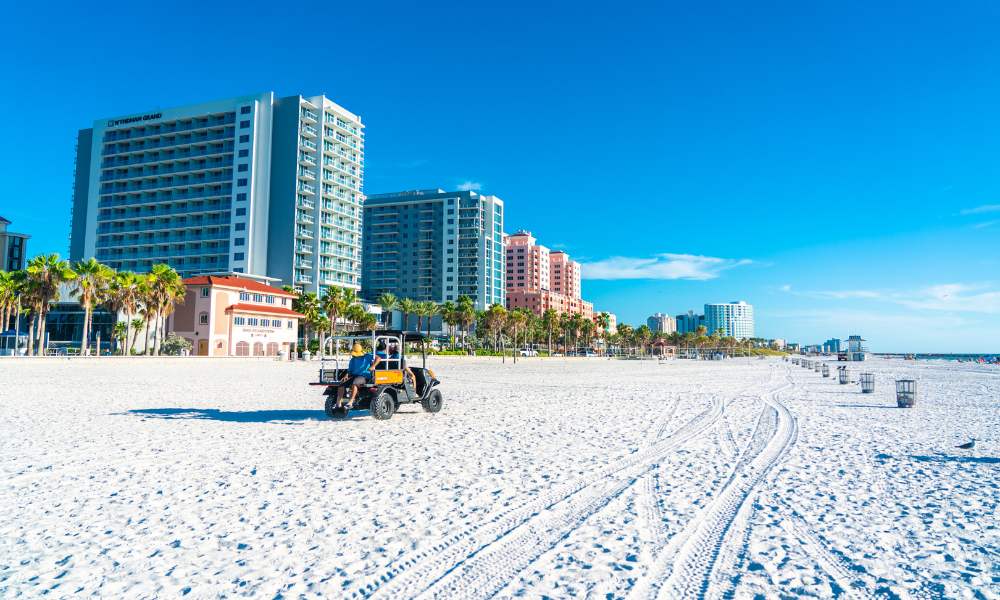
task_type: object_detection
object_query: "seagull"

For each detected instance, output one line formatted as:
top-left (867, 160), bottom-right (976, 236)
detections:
top-left (956, 439), bottom-right (976, 450)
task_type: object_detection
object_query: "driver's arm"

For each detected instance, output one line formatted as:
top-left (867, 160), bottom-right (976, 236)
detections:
top-left (371, 354), bottom-right (382, 371)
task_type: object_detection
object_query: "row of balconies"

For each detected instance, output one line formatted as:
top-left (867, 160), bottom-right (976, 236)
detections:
top-left (97, 216), bottom-right (231, 234)
top-left (96, 229), bottom-right (229, 248)
top-left (98, 203), bottom-right (228, 220)
top-left (101, 172), bottom-right (232, 194)
top-left (99, 159), bottom-right (232, 183)
top-left (99, 187), bottom-right (231, 208)
top-left (102, 130), bottom-right (234, 156)
top-left (101, 144), bottom-right (233, 170)
top-left (102, 114), bottom-right (235, 142)
top-left (98, 245), bottom-right (229, 260)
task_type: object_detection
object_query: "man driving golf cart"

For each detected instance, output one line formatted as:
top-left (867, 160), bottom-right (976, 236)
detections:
top-left (334, 342), bottom-right (382, 411)
top-left (312, 330), bottom-right (444, 421)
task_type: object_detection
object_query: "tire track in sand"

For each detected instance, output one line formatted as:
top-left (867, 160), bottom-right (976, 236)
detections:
top-left (360, 392), bottom-right (733, 599)
top-left (628, 366), bottom-right (797, 600)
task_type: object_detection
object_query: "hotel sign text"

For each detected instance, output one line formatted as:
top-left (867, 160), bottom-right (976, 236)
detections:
top-left (107, 112), bottom-right (163, 128)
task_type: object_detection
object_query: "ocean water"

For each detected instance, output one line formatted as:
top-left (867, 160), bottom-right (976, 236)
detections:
top-left (914, 353), bottom-right (999, 362)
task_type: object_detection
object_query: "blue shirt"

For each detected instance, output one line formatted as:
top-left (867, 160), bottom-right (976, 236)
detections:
top-left (348, 353), bottom-right (374, 376)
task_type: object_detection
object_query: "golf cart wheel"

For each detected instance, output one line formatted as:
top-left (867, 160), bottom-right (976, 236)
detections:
top-left (324, 395), bottom-right (348, 419)
top-left (370, 390), bottom-right (396, 421)
top-left (421, 389), bottom-right (444, 413)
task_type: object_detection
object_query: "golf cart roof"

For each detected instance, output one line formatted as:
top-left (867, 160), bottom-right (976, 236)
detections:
top-left (333, 330), bottom-right (426, 342)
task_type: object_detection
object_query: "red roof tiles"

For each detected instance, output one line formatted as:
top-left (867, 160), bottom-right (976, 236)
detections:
top-left (183, 275), bottom-right (297, 297)
top-left (225, 303), bottom-right (304, 318)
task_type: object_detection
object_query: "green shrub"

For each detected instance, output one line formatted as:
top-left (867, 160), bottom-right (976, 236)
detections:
top-left (160, 333), bottom-right (193, 356)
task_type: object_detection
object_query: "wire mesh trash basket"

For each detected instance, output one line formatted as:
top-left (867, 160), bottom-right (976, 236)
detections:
top-left (838, 366), bottom-right (849, 384)
top-left (814, 362), bottom-right (822, 373)
top-left (895, 379), bottom-right (916, 407)
top-left (822, 364), bottom-right (830, 377)
top-left (860, 372), bottom-right (875, 393)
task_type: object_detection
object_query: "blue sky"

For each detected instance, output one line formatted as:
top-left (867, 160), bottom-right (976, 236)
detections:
top-left (2, 1), bottom-right (998, 352)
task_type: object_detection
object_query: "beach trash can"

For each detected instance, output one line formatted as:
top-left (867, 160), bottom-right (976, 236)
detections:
top-left (860, 372), bottom-right (875, 393)
top-left (814, 362), bottom-right (822, 373)
top-left (822, 364), bottom-right (830, 377)
top-left (838, 366), bottom-right (849, 384)
top-left (895, 380), bottom-right (916, 407)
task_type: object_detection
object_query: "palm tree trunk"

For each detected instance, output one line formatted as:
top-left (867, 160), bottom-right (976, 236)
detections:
top-left (26, 313), bottom-right (34, 356)
top-left (38, 309), bottom-right (47, 356)
top-left (80, 303), bottom-right (91, 356)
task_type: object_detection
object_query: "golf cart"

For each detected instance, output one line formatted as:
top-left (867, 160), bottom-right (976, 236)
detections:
top-left (310, 330), bottom-right (443, 420)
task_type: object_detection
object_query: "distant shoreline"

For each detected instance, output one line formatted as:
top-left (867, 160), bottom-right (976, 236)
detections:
top-left (873, 353), bottom-right (999, 361)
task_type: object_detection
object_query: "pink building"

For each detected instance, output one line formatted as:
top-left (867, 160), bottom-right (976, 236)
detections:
top-left (505, 231), bottom-right (593, 318)
top-left (169, 274), bottom-right (302, 356)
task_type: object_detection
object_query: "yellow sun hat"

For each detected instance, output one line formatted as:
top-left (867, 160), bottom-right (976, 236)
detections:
top-left (351, 343), bottom-right (365, 357)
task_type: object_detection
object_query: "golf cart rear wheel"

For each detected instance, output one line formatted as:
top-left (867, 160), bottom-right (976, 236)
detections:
top-left (370, 390), bottom-right (396, 420)
top-left (421, 389), bottom-right (443, 413)
top-left (325, 395), bottom-right (348, 419)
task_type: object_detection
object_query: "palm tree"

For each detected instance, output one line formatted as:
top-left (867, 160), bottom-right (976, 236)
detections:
top-left (112, 321), bottom-right (127, 354)
top-left (541, 308), bottom-right (557, 356)
top-left (483, 304), bottom-right (507, 354)
top-left (456, 295), bottom-right (475, 350)
top-left (105, 271), bottom-right (143, 356)
top-left (128, 317), bottom-right (145, 354)
top-left (72, 259), bottom-right (113, 355)
top-left (377, 292), bottom-right (397, 327)
top-left (146, 264), bottom-right (185, 356)
top-left (419, 301), bottom-right (439, 340)
top-left (320, 287), bottom-right (344, 356)
top-left (507, 309), bottom-right (529, 362)
top-left (294, 291), bottom-right (321, 352)
top-left (440, 301), bottom-right (457, 348)
top-left (0, 270), bottom-right (18, 335)
top-left (25, 254), bottom-right (77, 355)
top-left (398, 297), bottom-right (417, 332)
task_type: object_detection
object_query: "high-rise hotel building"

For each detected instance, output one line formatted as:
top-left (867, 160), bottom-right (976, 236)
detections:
top-left (362, 189), bottom-right (505, 309)
top-left (704, 300), bottom-right (755, 339)
top-left (504, 230), bottom-right (593, 318)
top-left (69, 92), bottom-right (364, 294)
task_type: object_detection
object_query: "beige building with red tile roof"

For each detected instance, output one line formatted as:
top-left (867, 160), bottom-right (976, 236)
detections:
top-left (168, 274), bottom-right (302, 356)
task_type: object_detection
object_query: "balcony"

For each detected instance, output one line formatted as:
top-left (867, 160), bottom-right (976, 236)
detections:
top-left (296, 212), bottom-right (315, 225)
top-left (299, 153), bottom-right (316, 166)
top-left (297, 227), bottom-right (314, 239)
top-left (295, 243), bottom-right (313, 254)
top-left (297, 198), bottom-right (315, 210)
top-left (300, 139), bottom-right (318, 151)
top-left (301, 109), bottom-right (318, 123)
top-left (294, 258), bottom-right (313, 269)
top-left (299, 168), bottom-right (316, 180)
top-left (301, 125), bottom-right (318, 137)
top-left (298, 183), bottom-right (315, 195)
top-left (295, 273), bottom-right (313, 284)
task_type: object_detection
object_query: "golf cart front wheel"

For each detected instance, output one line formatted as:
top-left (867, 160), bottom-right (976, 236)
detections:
top-left (370, 390), bottom-right (396, 421)
top-left (421, 389), bottom-right (443, 413)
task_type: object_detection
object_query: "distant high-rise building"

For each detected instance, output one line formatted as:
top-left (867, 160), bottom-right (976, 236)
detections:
top-left (69, 91), bottom-right (364, 295)
top-left (675, 310), bottom-right (705, 334)
top-left (646, 312), bottom-right (676, 334)
top-left (362, 189), bottom-right (505, 308)
top-left (823, 338), bottom-right (842, 353)
top-left (504, 230), bottom-right (593, 317)
top-left (0, 216), bottom-right (30, 271)
top-left (704, 300), bottom-right (755, 339)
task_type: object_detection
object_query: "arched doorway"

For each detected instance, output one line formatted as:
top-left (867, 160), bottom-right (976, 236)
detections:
top-left (266, 342), bottom-right (278, 356)
top-left (253, 342), bottom-right (264, 356)
top-left (235, 341), bottom-right (249, 356)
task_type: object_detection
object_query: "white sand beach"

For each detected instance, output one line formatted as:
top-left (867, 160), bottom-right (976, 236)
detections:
top-left (1, 356), bottom-right (997, 598)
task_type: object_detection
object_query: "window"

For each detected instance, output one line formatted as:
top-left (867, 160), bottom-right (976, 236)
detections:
top-left (253, 293), bottom-right (263, 302)
top-left (281, 298), bottom-right (287, 306)
top-left (235, 223), bottom-right (246, 231)
top-left (240, 120), bottom-right (250, 129)
top-left (239, 292), bottom-right (250, 301)
top-left (235, 208), bottom-right (246, 216)
top-left (240, 106), bottom-right (251, 114)
top-left (234, 252), bottom-right (245, 261)
top-left (239, 134), bottom-right (250, 143)
top-left (237, 178), bottom-right (247, 187)
top-left (200, 287), bottom-right (210, 297)
top-left (266, 295), bottom-right (275, 304)
top-left (199, 312), bottom-right (208, 325)
top-left (234, 316), bottom-right (246, 325)
top-left (236, 193), bottom-right (247, 202)
top-left (238, 164), bottom-right (248, 172)
top-left (248, 317), bottom-right (259, 326)
top-left (287, 320), bottom-right (293, 328)
top-left (234, 238), bottom-right (245, 247)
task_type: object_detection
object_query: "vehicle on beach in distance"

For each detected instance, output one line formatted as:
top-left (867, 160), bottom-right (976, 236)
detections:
top-left (310, 330), bottom-right (443, 421)
top-left (519, 348), bottom-right (539, 357)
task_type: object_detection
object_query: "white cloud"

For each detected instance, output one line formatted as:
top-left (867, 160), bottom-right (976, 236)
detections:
top-left (782, 283), bottom-right (1000, 314)
top-left (973, 220), bottom-right (998, 229)
top-left (960, 204), bottom-right (1000, 215)
top-left (580, 253), bottom-right (752, 281)
top-left (456, 180), bottom-right (482, 191)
